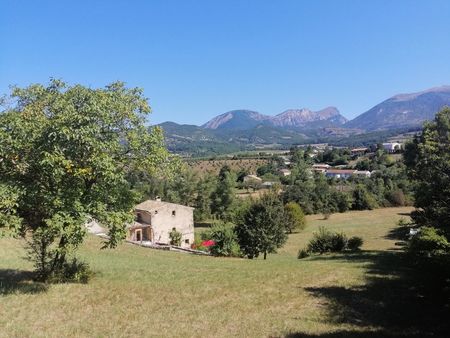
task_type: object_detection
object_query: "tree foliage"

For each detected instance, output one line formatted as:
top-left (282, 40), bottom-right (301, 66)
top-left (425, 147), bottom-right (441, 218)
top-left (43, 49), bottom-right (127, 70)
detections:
top-left (0, 79), bottom-right (176, 281)
top-left (236, 192), bottom-right (288, 259)
top-left (404, 107), bottom-right (450, 233)
top-left (207, 221), bottom-right (241, 257)
top-left (352, 185), bottom-right (377, 210)
top-left (284, 202), bottom-right (306, 233)
top-left (211, 167), bottom-right (236, 219)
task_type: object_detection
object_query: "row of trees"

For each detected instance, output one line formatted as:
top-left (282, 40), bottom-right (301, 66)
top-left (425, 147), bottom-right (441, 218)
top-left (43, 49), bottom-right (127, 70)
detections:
top-left (146, 135), bottom-right (412, 223)
top-left (131, 164), bottom-right (241, 222)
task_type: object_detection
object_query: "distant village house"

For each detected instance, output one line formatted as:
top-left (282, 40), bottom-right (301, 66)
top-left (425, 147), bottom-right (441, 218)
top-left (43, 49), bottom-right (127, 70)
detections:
top-left (243, 174), bottom-right (263, 183)
top-left (312, 163), bottom-right (330, 173)
top-left (324, 169), bottom-right (372, 179)
top-left (279, 169), bottom-right (291, 177)
top-left (351, 147), bottom-right (368, 157)
top-left (382, 142), bottom-right (402, 153)
top-left (325, 169), bottom-right (355, 179)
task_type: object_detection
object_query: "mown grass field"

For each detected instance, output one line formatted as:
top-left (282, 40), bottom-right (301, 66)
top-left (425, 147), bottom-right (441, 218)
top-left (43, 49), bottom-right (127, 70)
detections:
top-left (1, 207), bottom-right (449, 337)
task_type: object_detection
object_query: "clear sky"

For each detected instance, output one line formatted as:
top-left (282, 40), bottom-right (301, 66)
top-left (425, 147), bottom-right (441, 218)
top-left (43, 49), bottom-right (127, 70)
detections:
top-left (1, 0), bottom-right (450, 125)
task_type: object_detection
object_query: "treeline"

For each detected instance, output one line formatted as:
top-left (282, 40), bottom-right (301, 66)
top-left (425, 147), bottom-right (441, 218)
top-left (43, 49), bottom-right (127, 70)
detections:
top-left (129, 143), bottom-right (412, 225)
top-left (129, 164), bottom-right (246, 222)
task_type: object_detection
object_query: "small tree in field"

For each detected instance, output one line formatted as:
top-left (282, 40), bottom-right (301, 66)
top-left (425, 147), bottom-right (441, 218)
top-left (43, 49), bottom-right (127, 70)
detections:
top-left (284, 202), bottom-right (306, 233)
top-left (0, 79), bottom-right (176, 281)
top-left (236, 192), bottom-right (288, 259)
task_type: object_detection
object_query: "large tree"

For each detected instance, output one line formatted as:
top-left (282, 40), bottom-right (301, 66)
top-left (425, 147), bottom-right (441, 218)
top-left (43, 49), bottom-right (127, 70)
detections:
top-left (236, 192), bottom-right (288, 259)
top-left (404, 107), bottom-right (450, 234)
top-left (0, 79), bottom-right (176, 280)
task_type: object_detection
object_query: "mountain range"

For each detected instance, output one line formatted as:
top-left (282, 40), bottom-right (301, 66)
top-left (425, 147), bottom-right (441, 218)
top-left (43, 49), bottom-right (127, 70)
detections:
top-left (202, 107), bottom-right (348, 130)
top-left (157, 86), bottom-right (450, 156)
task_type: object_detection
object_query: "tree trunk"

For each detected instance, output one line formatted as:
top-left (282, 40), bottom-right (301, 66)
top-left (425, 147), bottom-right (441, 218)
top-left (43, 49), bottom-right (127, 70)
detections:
top-left (263, 251), bottom-right (267, 260)
top-left (51, 235), bottom-right (67, 273)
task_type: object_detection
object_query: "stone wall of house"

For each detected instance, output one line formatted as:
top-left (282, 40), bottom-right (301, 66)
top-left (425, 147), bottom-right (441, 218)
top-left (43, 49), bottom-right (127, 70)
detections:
top-left (148, 204), bottom-right (194, 248)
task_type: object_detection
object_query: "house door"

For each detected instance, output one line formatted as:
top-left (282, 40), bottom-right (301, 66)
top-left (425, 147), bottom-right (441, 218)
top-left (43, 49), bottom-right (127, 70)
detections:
top-left (136, 229), bottom-right (142, 242)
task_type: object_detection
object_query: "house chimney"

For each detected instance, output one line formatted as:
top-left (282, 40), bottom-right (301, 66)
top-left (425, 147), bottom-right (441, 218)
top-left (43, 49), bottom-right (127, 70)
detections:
top-left (155, 196), bottom-right (161, 202)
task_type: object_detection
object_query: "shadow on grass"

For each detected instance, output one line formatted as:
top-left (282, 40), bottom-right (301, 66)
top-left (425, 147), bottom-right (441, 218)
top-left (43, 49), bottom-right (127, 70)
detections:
top-left (291, 251), bottom-right (450, 337)
top-left (384, 226), bottom-right (409, 242)
top-left (396, 212), bottom-right (412, 217)
top-left (286, 330), bottom-right (433, 338)
top-left (0, 269), bottom-right (48, 295)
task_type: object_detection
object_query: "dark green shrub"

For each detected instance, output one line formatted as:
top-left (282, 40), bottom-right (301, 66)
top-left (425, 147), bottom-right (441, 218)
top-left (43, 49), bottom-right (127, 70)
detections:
top-left (347, 236), bottom-right (364, 251)
top-left (332, 191), bottom-right (351, 213)
top-left (352, 185), bottom-right (377, 210)
top-left (387, 189), bottom-right (406, 206)
top-left (331, 232), bottom-right (348, 251)
top-left (297, 248), bottom-right (310, 259)
top-left (303, 227), bottom-right (361, 256)
top-left (209, 222), bottom-right (241, 257)
top-left (47, 257), bottom-right (93, 284)
top-left (306, 227), bottom-right (335, 254)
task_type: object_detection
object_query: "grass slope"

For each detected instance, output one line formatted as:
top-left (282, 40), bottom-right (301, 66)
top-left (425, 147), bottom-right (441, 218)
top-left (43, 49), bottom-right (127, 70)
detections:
top-left (1, 207), bottom-right (449, 337)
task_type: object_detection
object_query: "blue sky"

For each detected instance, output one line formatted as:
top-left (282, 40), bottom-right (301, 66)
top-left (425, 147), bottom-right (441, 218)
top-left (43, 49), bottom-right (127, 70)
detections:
top-left (1, 0), bottom-right (450, 125)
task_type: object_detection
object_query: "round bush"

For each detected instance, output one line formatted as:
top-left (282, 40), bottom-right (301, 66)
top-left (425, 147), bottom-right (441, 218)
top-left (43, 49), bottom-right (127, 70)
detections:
top-left (347, 236), bottom-right (364, 251)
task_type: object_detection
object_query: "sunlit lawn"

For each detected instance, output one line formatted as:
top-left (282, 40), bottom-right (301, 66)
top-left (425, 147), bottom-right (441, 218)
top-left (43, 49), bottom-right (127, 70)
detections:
top-left (3, 207), bottom-right (443, 338)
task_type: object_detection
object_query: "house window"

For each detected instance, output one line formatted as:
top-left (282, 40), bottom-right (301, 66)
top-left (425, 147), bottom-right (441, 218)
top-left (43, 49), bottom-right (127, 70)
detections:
top-left (185, 239), bottom-right (189, 244)
top-left (136, 213), bottom-right (143, 222)
top-left (154, 210), bottom-right (158, 215)
top-left (172, 210), bottom-right (176, 216)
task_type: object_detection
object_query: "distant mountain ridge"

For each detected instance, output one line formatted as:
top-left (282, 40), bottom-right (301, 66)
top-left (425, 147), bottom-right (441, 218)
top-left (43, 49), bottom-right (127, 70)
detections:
top-left (272, 107), bottom-right (347, 127)
top-left (345, 85), bottom-right (450, 130)
top-left (202, 107), bottom-right (347, 130)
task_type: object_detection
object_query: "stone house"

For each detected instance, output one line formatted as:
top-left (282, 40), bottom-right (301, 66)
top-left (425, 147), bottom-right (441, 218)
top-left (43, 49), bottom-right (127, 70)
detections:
top-left (128, 199), bottom-right (194, 248)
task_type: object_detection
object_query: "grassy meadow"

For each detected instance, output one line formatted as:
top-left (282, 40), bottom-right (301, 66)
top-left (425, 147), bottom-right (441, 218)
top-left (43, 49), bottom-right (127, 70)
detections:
top-left (1, 207), bottom-right (449, 337)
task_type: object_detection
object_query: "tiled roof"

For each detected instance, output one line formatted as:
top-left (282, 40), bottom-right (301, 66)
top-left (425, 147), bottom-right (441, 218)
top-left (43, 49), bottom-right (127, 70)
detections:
top-left (135, 200), bottom-right (194, 212)
top-left (326, 169), bottom-right (355, 174)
